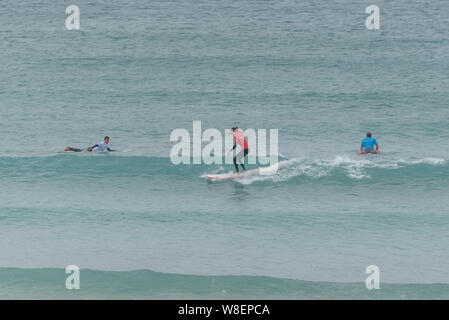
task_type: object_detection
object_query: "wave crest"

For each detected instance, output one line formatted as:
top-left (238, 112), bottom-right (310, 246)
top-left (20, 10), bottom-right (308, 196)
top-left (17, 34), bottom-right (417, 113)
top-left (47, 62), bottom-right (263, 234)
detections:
top-left (206, 156), bottom-right (448, 185)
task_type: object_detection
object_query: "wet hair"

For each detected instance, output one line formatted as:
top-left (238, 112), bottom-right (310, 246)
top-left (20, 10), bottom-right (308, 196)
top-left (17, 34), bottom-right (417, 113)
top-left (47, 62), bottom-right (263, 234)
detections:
top-left (231, 126), bottom-right (239, 132)
top-left (366, 132), bottom-right (372, 137)
top-left (104, 136), bottom-right (110, 140)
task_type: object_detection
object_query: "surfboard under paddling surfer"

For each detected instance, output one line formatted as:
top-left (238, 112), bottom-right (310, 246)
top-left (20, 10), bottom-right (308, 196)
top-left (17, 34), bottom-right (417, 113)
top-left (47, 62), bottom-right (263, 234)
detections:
top-left (226, 126), bottom-right (249, 174)
top-left (64, 136), bottom-right (118, 152)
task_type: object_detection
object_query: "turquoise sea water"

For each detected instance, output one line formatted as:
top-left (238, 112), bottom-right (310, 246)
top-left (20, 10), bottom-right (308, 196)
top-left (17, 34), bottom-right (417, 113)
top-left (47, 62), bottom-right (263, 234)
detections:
top-left (1, 0), bottom-right (449, 299)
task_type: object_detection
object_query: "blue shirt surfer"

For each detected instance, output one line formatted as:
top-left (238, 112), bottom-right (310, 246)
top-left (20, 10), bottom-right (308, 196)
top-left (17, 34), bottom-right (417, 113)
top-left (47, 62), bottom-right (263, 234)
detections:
top-left (64, 136), bottom-right (117, 152)
top-left (359, 132), bottom-right (380, 154)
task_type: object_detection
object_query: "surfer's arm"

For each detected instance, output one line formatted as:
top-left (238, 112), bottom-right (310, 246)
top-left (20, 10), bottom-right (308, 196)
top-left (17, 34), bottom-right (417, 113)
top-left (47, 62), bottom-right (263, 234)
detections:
top-left (375, 143), bottom-right (379, 151)
top-left (227, 142), bottom-right (237, 156)
top-left (360, 144), bottom-right (364, 152)
top-left (87, 144), bottom-right (98, 152)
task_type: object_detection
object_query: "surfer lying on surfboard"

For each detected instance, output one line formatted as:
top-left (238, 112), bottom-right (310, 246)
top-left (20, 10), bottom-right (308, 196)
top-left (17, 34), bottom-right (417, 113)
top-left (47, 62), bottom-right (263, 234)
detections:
top-left (226, 126), bottom-right (249, 173)
top-left (358, 132), bottom-right (381, 155)
top-left (64, 136), bottom-right (118, 152)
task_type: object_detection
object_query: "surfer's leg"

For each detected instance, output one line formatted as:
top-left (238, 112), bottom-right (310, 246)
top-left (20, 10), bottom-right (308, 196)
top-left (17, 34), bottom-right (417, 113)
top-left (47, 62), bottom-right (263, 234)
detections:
top-left (235, 149), bottom-right (248, 171)
top-left (239, 149), bottom-right (249, 171)
top-left (65, 147), bottom-right (83, 152)
top-left (233, 155), bottom-right (239, 172)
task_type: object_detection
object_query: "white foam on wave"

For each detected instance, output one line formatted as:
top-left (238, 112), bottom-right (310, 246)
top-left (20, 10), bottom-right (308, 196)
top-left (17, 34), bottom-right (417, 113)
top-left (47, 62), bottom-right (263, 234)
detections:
top-left (202, 155), bottom-right (448, 185)
top-left (400, 157), bottom-right (446, 166)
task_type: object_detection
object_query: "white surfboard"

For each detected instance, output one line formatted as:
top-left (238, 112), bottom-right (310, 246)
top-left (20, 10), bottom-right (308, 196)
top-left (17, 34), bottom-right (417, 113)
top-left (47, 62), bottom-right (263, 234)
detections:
top-left (205, 171), bottom-right (246, 180)
top-left (204, 163), bottom-right (279, 181)
top-left (204, 165), bottom-right (278, 180)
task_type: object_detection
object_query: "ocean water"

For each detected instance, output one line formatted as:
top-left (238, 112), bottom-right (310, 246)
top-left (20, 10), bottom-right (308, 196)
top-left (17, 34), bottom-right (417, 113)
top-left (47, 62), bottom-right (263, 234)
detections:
top-left (1, 0), bottom-right (449, 299)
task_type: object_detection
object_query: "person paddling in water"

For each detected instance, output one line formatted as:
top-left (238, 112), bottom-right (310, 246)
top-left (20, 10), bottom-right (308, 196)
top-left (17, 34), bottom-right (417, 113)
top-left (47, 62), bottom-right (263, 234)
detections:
top-left (65, 136), bottom-right (117, 152)
top-left (227, 126), bottom-right (249, 174)
top-left (358, 132), bottom-right (381, 154)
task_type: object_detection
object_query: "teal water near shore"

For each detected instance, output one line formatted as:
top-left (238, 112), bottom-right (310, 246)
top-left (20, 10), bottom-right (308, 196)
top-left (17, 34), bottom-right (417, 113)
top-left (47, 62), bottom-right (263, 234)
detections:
top-left (2, 268), bottom-right (449, 300)
top-left (1, 0), bottom-right (449, 299)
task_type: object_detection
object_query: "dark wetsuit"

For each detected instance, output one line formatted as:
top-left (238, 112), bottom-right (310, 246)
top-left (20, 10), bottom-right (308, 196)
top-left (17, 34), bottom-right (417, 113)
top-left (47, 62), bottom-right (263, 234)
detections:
top-left (232, 132), bottom-right (249, 172)
top-left (66, 144), bottom-right (112, 152)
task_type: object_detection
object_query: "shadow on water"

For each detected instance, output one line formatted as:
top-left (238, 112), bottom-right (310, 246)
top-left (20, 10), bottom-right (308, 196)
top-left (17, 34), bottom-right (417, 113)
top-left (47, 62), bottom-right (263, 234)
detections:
top-left (231, 183), bottom-right (251, 201)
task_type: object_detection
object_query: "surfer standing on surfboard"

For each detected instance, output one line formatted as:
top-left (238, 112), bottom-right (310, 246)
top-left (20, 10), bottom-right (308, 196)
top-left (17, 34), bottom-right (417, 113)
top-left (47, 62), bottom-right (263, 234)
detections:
top-left (359, 132), bottom-right (380, 154)
top-left (227, 126), bottom-right (249, 173)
